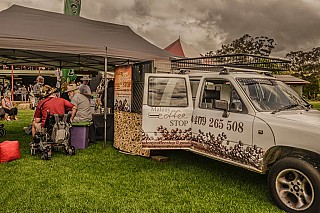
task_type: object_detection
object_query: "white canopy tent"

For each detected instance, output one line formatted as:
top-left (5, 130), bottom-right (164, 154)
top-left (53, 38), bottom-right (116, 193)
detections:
top-left (0, 5), bottom-right (173, 144)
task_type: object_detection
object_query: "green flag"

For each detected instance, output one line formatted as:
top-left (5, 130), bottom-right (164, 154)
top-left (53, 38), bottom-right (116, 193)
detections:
top-left (64, 0), bottom-right (81, 16)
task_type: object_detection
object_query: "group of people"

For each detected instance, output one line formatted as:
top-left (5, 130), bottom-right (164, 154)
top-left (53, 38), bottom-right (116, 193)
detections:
top-left (0, 73), bottom-right (95, 137)
top-left (0, 75), bottom-right (46, 121)
top-left (0, 82), bottom-right (32, 103)
top-left (31, 75), bottom-right (93, 137)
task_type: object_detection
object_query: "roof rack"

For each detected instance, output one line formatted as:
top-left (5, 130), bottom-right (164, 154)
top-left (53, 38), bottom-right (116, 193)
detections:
top-left (178, 66), bottom-right (274, 78)
top-left (171, 53), bottom-right (290, 72)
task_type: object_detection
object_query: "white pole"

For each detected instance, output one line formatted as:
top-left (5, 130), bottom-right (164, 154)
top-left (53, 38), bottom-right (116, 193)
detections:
top-left (103, 47), bottom-right (108, 147)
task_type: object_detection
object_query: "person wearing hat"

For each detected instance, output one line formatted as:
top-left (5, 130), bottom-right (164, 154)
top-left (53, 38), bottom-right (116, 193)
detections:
top-left (32, 85), bottom-right (77, 137)
top-left (79, 75), bottom-right (92, 99)
top-left (32, 75), bottom-right (45, 107)
top-left (66, 84), bottom-right (92, 123)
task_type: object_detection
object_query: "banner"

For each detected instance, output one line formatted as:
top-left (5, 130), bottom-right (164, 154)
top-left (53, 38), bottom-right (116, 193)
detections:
top-left (60, 69), bottom-right (77, 92)
top-left (114, 65), bottom-right (132, 112)
top-left (64, 0), bottom-right (81, 16)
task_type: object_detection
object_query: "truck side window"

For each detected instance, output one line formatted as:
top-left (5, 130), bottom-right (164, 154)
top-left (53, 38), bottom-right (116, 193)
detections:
top-left (200, 79), bottom-right (245, 113)
top-left (201, 80), bottom-right (224, 109)
top-left (148, 77), bottom-right (188, 107)
top-left (230, 88), bottom-right (243, 113)
top-left (190, 80), bottom-right (200, 106)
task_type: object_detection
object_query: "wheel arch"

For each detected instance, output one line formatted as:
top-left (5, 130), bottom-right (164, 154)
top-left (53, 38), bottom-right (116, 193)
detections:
top-left (262, 146), bottom-right (320, 173)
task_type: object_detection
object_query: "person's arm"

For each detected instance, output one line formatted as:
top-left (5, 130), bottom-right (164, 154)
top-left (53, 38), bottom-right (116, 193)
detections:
top-left (64, 99), bottom-right (77, 123)
top-left (69, 106), bottom-right (77, 123)
top-left (82, 93), bottom-right (92, 99)
top-left (33, 106), bottom-right (42, 123)
top-left (1, 99), bottom-right (6, 109)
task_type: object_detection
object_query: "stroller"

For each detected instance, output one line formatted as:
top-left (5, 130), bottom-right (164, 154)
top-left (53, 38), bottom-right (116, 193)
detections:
top-left (0, 123), bottom-right (6, 137)
top-left (30, 111), bottom-right (75, 160)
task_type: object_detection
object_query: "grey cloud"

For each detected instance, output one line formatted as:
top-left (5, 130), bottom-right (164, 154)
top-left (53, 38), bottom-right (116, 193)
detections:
top-left (1, 0), bottom-right (320, 57)
top-left (0, 0), bottom-right (62, 12)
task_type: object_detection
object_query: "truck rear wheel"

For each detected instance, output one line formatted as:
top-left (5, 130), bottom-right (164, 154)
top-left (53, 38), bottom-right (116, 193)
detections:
top-left (268, 157), bottom-right (320, 213)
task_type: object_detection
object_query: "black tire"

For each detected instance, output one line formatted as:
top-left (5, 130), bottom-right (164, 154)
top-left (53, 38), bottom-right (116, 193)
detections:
top-left (70, 146), bottom-right (76, 156)
top-left (64, 146), bottom-right (69, 155)
top-left (68, 146), bottom-right (75, 156)
top-left (268, 157), bottom-right (320, 213)
top-left (41, 152), bottom-right (49, 160)
top-left (30, 148), bottom-right (36, 156)
top-left (0, 128), bottom-right (6, 137)
top-left (47, 147), bottom-right (52, 158)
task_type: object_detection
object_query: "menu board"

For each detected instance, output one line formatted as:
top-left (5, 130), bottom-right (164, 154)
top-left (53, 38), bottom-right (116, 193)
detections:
top-left (114, 65), bottom-right (132, 112)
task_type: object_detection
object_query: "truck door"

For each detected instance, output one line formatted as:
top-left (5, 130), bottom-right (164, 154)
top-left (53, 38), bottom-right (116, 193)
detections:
top-left (191, 78), bottom-right (260, 169)
top-left (142, 74), bottom-right (193, 149)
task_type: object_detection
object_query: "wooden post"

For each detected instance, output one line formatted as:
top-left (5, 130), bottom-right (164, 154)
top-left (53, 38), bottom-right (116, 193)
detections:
top-left (11, 65), bottom-right (14, 101)
top-left (103, 47), bottom-right (108, 148)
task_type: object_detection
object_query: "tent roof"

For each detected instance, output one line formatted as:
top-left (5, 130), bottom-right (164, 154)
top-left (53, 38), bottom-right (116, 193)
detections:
top-left (0, 5), bottom-right (173, 71)
top-left (164, 38), bottom-right (202, 58)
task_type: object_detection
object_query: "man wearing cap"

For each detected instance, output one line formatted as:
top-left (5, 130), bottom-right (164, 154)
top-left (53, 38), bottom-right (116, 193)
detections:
top-left (66, 84), bottom-right (92, 123)
top-left (79, 75), bottom-right (92, 99)
top-left (33, 75), bottom-right (44, 107)
top-left (32, 85), bottom-right (77, 137)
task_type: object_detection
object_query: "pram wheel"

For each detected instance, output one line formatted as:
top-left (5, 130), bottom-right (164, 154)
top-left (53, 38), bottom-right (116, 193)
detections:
top-left (41, 152), bottom-right (49, 160)
top-left (0, 128), bottom-right (6, 137)
top-left (70, 146), bottom-right (76, 156)
top-left (65, 146), bottom-right (76, 156)
top-left (30, 148), bottom-right (36, 156)
top-left (41, 148), bottom-right (51, 160)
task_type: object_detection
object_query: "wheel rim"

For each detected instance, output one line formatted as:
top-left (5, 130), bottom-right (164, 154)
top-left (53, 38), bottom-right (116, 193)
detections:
top-left (0, 129), bottom-right (5, 136)
top-left (275, 168), bottom-right (314, 211)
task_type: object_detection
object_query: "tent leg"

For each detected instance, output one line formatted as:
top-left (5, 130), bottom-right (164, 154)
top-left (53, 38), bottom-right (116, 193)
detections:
top-left (103, 47), bottom-right (108, 148)
top-left (11, 65), bottom-right (14, 101)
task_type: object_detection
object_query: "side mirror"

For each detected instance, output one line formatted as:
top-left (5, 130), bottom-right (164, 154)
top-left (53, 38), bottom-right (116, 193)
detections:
top-left (230, 101), bottom-right (243, 112)
top-left (215, 100), bottom-right (229, 118)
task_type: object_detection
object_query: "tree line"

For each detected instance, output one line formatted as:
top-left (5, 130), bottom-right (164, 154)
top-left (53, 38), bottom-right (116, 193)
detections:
top-left (206, 34), bottom-right (320, 99)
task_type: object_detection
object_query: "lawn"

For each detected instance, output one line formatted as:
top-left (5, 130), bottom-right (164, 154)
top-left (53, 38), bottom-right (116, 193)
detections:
top-left (309, 101), bottom-right (320, 110)
top-left (0, 110), bottom-right (284, 213)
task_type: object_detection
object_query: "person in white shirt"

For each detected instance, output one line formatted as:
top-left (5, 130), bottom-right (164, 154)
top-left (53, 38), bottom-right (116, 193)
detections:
top-left (79, 75), bottom-right (92, 99)
top-left (66, 84), bottom-right (92, 123)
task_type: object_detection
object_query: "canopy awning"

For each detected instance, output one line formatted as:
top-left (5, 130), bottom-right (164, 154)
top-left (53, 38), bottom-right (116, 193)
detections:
top-left (0, 5), bottom-right (173, 71)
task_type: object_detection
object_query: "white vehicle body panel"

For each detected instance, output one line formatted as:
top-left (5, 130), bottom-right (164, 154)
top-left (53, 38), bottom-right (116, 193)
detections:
top-left (141, 71), bottom-right (320, 174)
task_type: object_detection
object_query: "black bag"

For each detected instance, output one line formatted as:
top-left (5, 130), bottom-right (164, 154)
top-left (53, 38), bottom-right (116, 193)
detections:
top-left (24, 125), bottom-right (32, 135)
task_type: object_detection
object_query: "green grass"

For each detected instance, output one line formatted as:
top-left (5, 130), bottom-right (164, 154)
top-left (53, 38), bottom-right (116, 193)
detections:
top-left (0, 110), bottom-right (283, 213)
top-left (309, 101), bottom-right (320, 110)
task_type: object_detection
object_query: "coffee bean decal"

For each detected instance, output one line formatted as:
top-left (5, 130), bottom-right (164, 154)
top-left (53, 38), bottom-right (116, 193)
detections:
top-left (142, 125), bottom-right (192, 141)
top-left (192, 130), bottom-right (264, 169)
top-left (142, 127), bottom-right (263, 169)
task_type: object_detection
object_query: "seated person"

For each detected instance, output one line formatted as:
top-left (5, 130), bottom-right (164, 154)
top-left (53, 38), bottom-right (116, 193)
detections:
top-left (66, 84), bottom-right (92, 123)
top-left (32, 85), bottom-right (77, 137)
top-left (1, 92), bottom-right (18, 120)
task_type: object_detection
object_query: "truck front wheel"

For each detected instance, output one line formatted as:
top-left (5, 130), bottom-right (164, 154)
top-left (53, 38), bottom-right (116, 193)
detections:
top-left (268, 157), bottom-right (320, 213)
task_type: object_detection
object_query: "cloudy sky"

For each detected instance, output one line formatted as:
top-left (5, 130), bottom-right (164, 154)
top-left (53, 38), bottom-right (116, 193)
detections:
top-left (0, 0), bottom-right (320, 57)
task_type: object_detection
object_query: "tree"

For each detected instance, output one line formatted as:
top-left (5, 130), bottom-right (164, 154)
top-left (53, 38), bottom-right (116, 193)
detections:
top-left (286, 48), bottom-right (320, 99)
top-left (206, 34), bottom-right (276, 56)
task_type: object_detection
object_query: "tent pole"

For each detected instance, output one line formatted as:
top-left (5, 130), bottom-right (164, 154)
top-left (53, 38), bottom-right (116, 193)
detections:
top-left (11, 65), bottom-right (14, 101)
top-left (103, 47), bottom-right (108, 148)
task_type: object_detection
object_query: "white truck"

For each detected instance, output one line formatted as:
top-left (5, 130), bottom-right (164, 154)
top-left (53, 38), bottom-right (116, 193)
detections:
top-left (141, 68), bottom-right (320, 213)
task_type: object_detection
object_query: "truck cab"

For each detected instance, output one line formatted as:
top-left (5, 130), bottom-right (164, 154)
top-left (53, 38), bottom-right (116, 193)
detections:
top-left (141, 67), bottom-right (320, 213)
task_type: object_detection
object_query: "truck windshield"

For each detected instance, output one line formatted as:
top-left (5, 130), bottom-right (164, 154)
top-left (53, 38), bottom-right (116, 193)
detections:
top-left (237, 78), bottom-right (308, 112)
